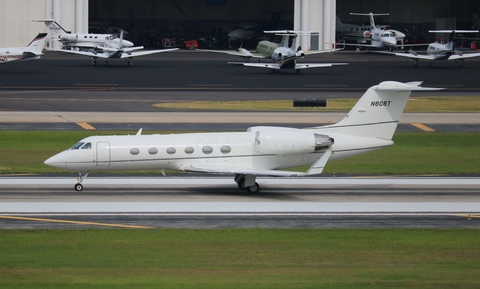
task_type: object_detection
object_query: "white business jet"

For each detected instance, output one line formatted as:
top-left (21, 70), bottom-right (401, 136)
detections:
top-left (0, 33), bottom-right (47, 64)
top-left (203, 30), bottom-right (347, 73)
top-left (45, 81), bottom-right (441, 193)
top-left (379, 30), bottom-right (480, 67)
top-left (35, 19), bottom-right (178, 66)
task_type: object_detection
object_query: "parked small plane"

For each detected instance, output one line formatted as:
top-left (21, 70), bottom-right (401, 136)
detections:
top-left (0, 33), bottom-right (47, 64)
top-left (227, 25), bottom-right (255, 47)
top-left (378, 30), bottom-right (480, 67)
top-left (336, 15), bottom-right (405, 45)
top-left (203, 30), bottom-right (347, 73)
top-left (338, 13), bottom-right (413, 51)
top-left (35, 19), bottom-right (178, 66)
top-left (44, 81), bottom-right (441, 193)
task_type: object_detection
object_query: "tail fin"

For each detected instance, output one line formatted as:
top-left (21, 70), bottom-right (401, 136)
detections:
top-left (317, 81), bottom-right (442, 140)
top-left (34, 19), bottom-right (69, 38)
top-left (336, 16), bottom-right (343, 28)
top-left (26, 33), bottom-right (48, 54)
top-left (350, 12), bottom-right (389, 29)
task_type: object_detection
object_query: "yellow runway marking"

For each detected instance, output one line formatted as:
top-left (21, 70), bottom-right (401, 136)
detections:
top-left (76, 122), bottom-right (96, 130)
top-left (411, 123), bottom-right (435, 132)
top-left (453, 214), bottom-right (480, 220)
top-left (0, 215), bottom-right (153, 229)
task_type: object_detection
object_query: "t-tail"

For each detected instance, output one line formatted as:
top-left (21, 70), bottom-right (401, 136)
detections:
top-left (350, 12), bottom-right (389, 29)
top-left (315, 81), bottom-right (443, 140)
top-left (34, 19), bottom-right (69, 37)
top-left (26, 33), bottom-right (48, 55)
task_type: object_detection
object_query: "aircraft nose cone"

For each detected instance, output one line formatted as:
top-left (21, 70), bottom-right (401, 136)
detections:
top-left (123, 40), bottom-right (134, 47)
top-left (44, 153), bottom-right (67, 169)
top-left (387, 38), bottom-right (396, 46)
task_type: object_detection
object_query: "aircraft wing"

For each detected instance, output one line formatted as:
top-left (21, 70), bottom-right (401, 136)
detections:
top-left (295, 63), bottom-right (348, 70)
top-left (448, 52), bottom-right (480, 60)
top-left (51, 48), bottom-right (110, 58)
top-left (389, 52), bottom-right (434, 60)
top-left (374, 50), bottom-right (435, 60)
top-left (120, 48), bottom-right (179, 58)
top-left (233, 62), bottom-right (281, 69)
top-left (303, 48), bottom-right (344, 55)
top-left (185, 165), bottom-right (306, 177)
top-left (200, 49), bottom-right (266, 59)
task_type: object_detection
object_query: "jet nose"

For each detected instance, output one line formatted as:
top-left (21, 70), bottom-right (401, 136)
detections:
top-left (44, 153), bottom-right (67, 169)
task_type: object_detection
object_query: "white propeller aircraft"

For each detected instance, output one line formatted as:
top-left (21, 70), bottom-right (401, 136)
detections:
top-left (0, 33), bottom-right (47, 64)
top-left (44, 81), bottom-right (441, 193)
top-left (35, 19), bottom-right (178, 66)
top-left (203, 30), bottom-right (347, 73)
top-left (336, 15), bottom-right (405, 46)
top-left (378, 30), bottom-right (480, 67)
top-left (338, 13), bottom-right (413, 51)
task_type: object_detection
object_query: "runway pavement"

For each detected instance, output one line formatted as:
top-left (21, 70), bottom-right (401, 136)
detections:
top-left (0, 177), bottom-right (479, 229)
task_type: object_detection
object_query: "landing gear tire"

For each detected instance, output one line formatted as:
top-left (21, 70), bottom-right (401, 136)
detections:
top-left (412, 60), bottom-right (417, 68)
top-left (105, 60), bottom-right (109, 65)
top-left (127, 58), bottom-right (132, 66)
top-left (92, 59), bottom-right (97, 66)
top-left (74, 183), bottom-right (83, 191)
top-left (246, 183), bottom-right (260, 194)
top-left (296, 69), bottom-right (300, 74)
top-left (237, 178), bottom-right (246, 189)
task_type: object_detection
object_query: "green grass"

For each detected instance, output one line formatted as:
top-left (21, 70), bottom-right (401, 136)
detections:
top-left (152, 96), bottom-right (480, 112)
top-left (1, 131), bottom-right (479, 175)
top-left (1, 229), bottom-right (479, 288)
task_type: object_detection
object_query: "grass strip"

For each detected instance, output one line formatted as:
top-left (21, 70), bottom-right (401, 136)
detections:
top-left (0, 229), bottom-right (479, 288)
top-left (152, 96), bottom-right (480, 112)
top-left (0, 131), bottom-right (479, 175)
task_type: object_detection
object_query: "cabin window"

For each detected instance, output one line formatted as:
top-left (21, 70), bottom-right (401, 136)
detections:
top-left (202, 146), bottom-right (213, 154)
top-left (220, 146), bottom-right (231, 154)
top-left (81, 142), bottom-right (91, 149)
top-left (130, 148), bottom-right (140, 155)
top-left (70, 142), bottom-right (84, 150)
top-left (84, 36), bottom-right (87, 38)
top-left (148, 148), bottom-right (158, 155)
top-left (166, 147), bottom-right (176, 154)
top-left (184, 147), bottom-right (194, 154)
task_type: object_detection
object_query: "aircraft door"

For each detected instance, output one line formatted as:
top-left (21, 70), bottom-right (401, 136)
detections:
top-left (96, 141), bottom-right (111, 166)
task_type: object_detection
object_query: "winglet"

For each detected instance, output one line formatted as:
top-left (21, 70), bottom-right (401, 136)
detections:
top-left (136, 128), bottom-right (143, 136)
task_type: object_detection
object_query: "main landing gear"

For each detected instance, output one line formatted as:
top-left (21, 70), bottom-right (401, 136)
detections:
top-left (235, 174), bottom-right (260, 193)
top-left (74, 171), bottom-right (89, 191)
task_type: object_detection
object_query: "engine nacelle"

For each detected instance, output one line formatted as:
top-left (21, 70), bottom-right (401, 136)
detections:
top-left (296, 50), bottom-right (305, 58)
top-left (363, 31), bottom-right (371, 39)
top-left (59, 34), bottom-right (78, 41)
top-left (253, 129), bottom-right (333, 155)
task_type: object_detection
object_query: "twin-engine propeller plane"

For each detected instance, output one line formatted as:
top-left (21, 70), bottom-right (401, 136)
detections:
top-left (0, 33), bottom-right (47, 64)
top-left (377, 30), bottom-right (480, 67)
top-left (45, 81), bottom-right (442, 193)
top-left (35, 19), bottom-right (178, 66)
top-left (337, 13), bottom-right (421, 51)
top-left (202, 30), bottom-right (347, 73)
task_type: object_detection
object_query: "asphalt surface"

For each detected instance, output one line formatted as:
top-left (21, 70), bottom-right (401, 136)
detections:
top-left (0, 50), bottom-right (479, 112)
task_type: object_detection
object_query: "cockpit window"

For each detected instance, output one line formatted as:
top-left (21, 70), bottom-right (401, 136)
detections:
top-left (69, 142), bottom-right (84, 150)
top-left (81, 142), bottom-right (91, 149)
